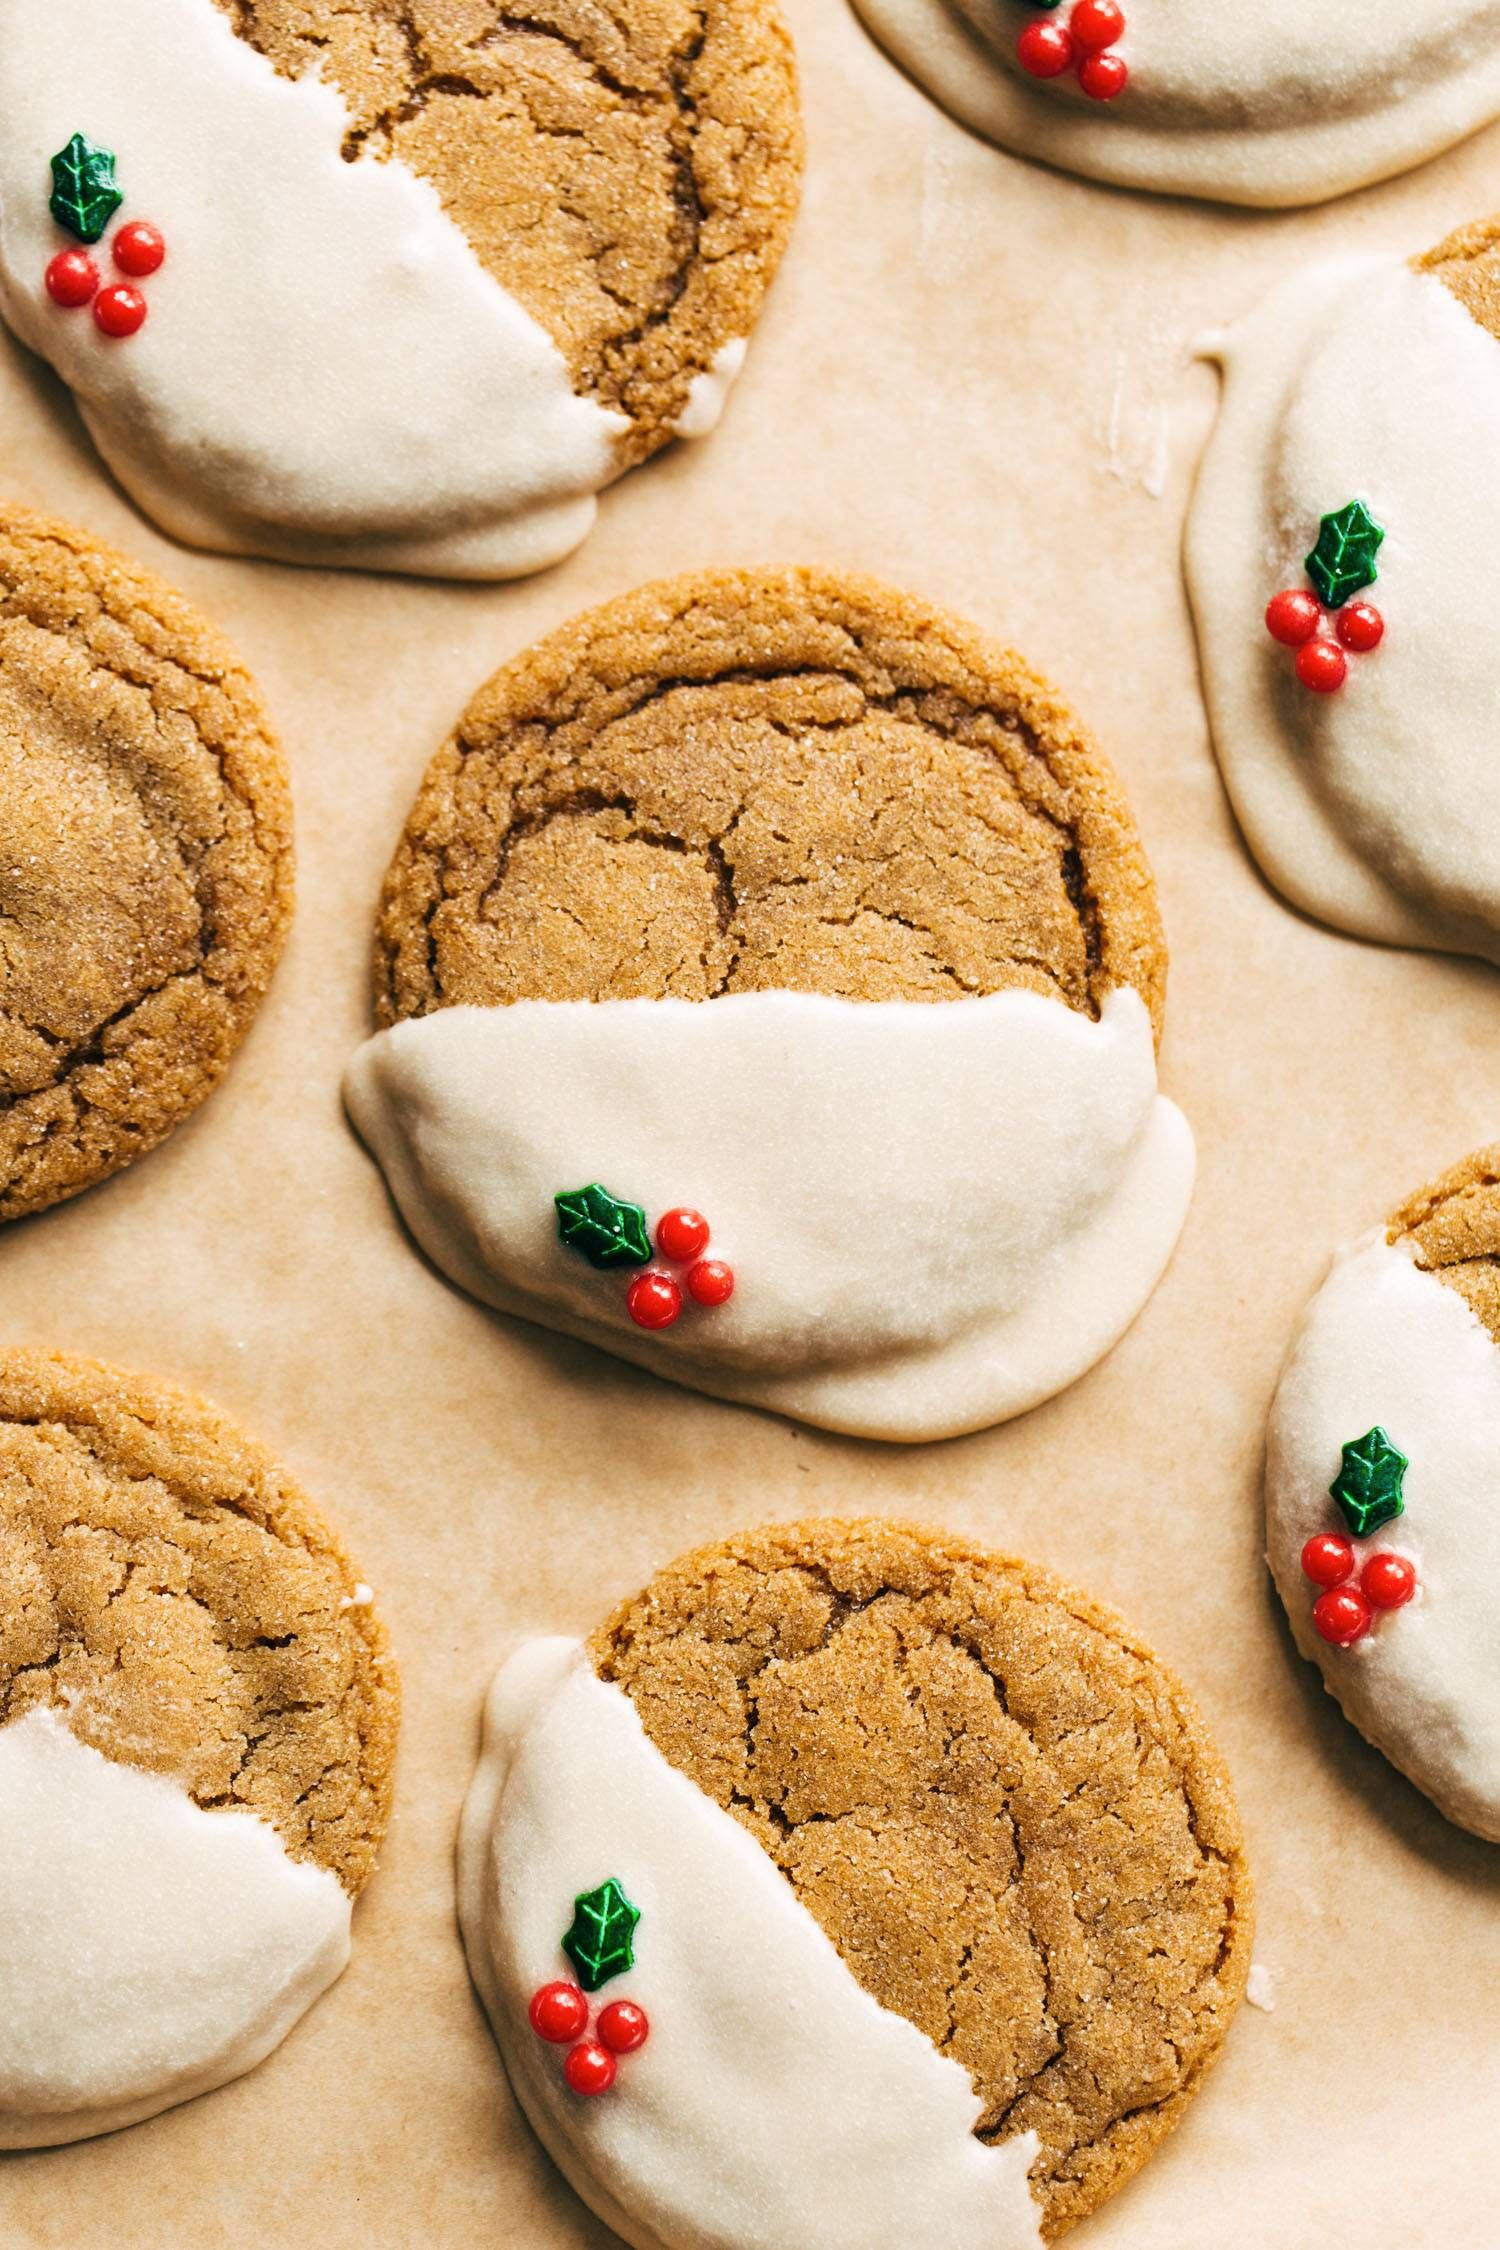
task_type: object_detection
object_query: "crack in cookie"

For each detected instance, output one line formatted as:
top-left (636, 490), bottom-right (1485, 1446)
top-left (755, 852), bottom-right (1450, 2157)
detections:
top-left (590, 1520), bottom-right (1251, 2239)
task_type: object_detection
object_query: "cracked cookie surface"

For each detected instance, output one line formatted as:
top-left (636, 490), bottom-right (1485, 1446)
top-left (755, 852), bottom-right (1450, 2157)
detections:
top-left (0, 507), bottom-right (294, 1223)
top-left (589, 1518), bottom-right (1251, 2239)
top-left (214, 0), bottom-right (803, 458)
top-left (373, 568), bottom-right (1168, 1027)
top-left (0, 1350), bottom-right (398, 1895)
top-left (1389, 1142), bottom-right (1500, 1345)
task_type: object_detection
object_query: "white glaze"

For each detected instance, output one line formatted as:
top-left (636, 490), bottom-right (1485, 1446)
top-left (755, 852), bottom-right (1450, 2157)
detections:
top-left (1266, 1232), bottom-right (1500, 1842)
top-left (344, 986), bottom-right (1193, 1443)
top-left (672, 340), bottom-right (748, 440)
top-left (0, 1709), bottom-right (351, 2147)
top-left (457, 1639), bottom-right (1044, 2250)
top-left (1188, 254), bottom-right (1500, 964)
top-left (0, 0), bottom-right (628, 579)
top-left (853, 0), bottom-right (1500, 207)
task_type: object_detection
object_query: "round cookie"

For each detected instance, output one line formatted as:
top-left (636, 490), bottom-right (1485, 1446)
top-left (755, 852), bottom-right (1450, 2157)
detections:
top-left (0, 1349), bottom-right (399, 2146)
top-left (1266, 1149), bottom-right (1500, 1841)
top-left (458, 1517), bottom-right (1252, 2247)
top-left (1187, 216), bottom-right (1500, 967)
top-left (852, 0), bottom-right (1500, 209)
top-left (0, 505), bottom-right (292, 1223)
top-left (346, 569), bottom-right (1194, 1444)
top-left (0, 0), bottom-right (801, 579)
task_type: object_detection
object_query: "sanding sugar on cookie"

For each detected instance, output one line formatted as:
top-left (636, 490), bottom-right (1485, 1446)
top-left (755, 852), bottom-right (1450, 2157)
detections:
top-left (344, 566), bottom-right (1195, 1444)
top-left (852, 0), bottom-right (1500, 209)
top-left (458, 1517), bottom-right (1253, 2247)
top-left (0, 1350), bottom-right (400, 2147)
top-left (1267, 1149), bottom-right (1500, 1842)
top-left (0, 0), bottom-right (802, 579)
top-left (1188, 216), bottom-right (1500, 968)
top-left (0, 503), bottom-right (292, 1223)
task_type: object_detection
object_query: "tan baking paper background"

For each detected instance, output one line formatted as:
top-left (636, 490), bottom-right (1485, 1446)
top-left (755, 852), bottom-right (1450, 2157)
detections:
top-left (1, 5), bottom-right (1498, 2245)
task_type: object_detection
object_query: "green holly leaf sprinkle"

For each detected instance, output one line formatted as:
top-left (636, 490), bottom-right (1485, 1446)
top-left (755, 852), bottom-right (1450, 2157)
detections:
top-left (562, 1878), bottom-right (640, 1992)
top-left (49, 134), bottom-right (123, 245)
top-left (1305, 501), bottom-right (1385, 609)
top-left (1330, 1426), bottom-right (1408, 1537)
top-left (555, 1184), bottom-right (652, 1271)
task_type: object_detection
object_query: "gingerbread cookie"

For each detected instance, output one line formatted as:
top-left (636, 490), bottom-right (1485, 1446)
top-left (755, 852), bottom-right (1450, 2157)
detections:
top-left (0, 505), bottom-right (292, 1223)
top-left (459, 1518), bottom-right (1252, 2246)
top-left (345, 567), bottom-right (1194, 1443)
top-left (1267, 1150), bottom-right (1500, 1841)
top-left (0, 0), bottom-right (801, 579)
top-left (1186, 218), bottom-right (1500, 967)
top-left (0, 1350), bottom-right (399, 2146)
top-left (853, 0), bottom-right (1500, 208)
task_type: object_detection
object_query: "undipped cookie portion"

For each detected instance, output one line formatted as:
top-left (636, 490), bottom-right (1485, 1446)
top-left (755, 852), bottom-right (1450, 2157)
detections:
top-left (348, 568), bottom-right (1193, 1443)
top-left (459, 1518), bottom-right (1252, 2246)
top-left (0, 1349), bottom-right (399, 2145)
top-left (0, 505), bottom-right (293, 1223)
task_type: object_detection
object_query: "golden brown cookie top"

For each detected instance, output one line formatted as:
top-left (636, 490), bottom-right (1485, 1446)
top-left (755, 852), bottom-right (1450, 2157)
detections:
top-left (214, 0), bottom-right (803, 464)
top-left (1414, 215), bottom-right (1500, 340)
top-left (589, 1518), bottom-right (1251, 2239)
top-left (1388, 1142), bottom-right (1500, 1345)
top-left (0, 1351), bottom-right (398, 1897)
top-left (374, 568), bottom-right (1168, 1037)
top-left (0, 506), bottom-right (294, 1223)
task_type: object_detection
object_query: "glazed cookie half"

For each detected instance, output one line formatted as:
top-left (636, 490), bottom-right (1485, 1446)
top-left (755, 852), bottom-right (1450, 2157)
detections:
top-left (345, 567), bottom-right (1193, 1443)
top-left (1187, 217), bottom-right (1500, 967)
top-left (458, 1518), bottom-right (1252, 2247)
top-left (0, 504), bottom-right (293, 1221)
top-left (852, 0), bottom-right (1500, 209)
top-left (1267, 1152), bottom-right (1500, 1841)
top-left (0, 0), bottom-right (801, 579)
top-left (0, 1350), bottom-right (399, 2145)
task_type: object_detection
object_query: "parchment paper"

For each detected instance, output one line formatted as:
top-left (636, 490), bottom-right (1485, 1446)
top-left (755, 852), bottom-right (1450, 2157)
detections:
top-left (1, 5), bottom-right (1497, 2244)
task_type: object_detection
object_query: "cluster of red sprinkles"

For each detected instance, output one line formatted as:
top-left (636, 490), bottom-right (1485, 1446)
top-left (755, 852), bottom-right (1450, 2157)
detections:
top-left (529, 1983), bottom-right (650, 2098)
top-left (627, 1207), bottom-right (735, 1333)
top-left (46, 222), bottom-right (165, 340)
top-left (1016, 1), bottom-right (1128, 102)
top-left (1265, 588), bottom-right (1383, 696)
top-left (1300, 1534), bottom-right (1417, 1647)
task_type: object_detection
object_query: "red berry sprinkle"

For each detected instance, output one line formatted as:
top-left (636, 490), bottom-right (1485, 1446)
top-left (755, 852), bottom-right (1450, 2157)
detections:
top-left (1312, 1584), bottom-right (1373, 1648)
top-left (1295, 638), bottom-right (1347, 694)
top-left (1017, 19), bottom-right (1075, 76)
top-left (626, 1271), bottom-right (682, 1331)
top-left (93, 283), bottom-right (147, 338)
top-left (564, 2040), bottom-right (617, 2097)
top-left (1070, 0), bottom-right (1124, 50)
top-left (685, 1258), bottom-right (735, 1308)
top-left (597, 2001), bottom-right (650, 2055)
top-left (45, 250), bottom-right (99, 308)
top-left (529, 1982), bottom-right (589, 2045)
top-left (1077, 50), bottom-right (1128, 98)
top-left (1300, 1532), bottom-right (1356, 1589)
top-left (1336, 601), bottom-right (1384, 653)
top-left (1265, 589), bottom-right (1323, 648)
top-left (1361, 1551), bottom-right (1417, 1611)
top-left (113, 222), bottom-right (166, 278)
top-left (656, 1207), bottom-right (710, 1263)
